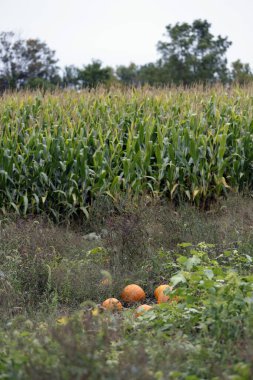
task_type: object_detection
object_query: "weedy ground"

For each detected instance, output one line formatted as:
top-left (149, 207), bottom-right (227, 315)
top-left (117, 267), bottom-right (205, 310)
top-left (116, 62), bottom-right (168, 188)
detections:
top-left (1, 194), bottom-right (253, 380)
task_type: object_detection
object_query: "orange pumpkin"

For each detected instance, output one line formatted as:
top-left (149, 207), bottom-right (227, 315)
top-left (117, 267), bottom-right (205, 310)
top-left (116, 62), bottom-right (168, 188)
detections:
top-left (158, 295), bottom-right (180, 304)
top-left (121, 284), bottom-right (146, 303)
top-left (135, 304), bottom-right (153, 317)
top-left (154, 285), bottom-right (172, 301)
top-left (102, 298), bottom-right (123, 311)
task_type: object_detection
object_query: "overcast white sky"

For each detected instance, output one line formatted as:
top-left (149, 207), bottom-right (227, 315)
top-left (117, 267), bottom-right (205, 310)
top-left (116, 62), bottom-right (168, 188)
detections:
top-left (0, 0), bottom-right (252, 71)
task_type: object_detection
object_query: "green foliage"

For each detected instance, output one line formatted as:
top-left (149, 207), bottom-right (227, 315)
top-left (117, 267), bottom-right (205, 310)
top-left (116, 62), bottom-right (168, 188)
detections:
top-left (0, 31), bottom-right (59, 91)
top-left (1, 238), bottom-right (253, 379)
top-left (1, 21), bottom-right (253, 89)
top-left (0, 88), bottom-right (253, 220)
top-left (231, 60), bottom-right (253, 85)
top-left (116, 63), bottom-right (139, 86)
top-left (62, 65), bottom-right (79, 88)
top-left (78, 60), bottom-right (115, 88)
top-left (0, 207), bottom-right (253, 379)
top-left (157, 19), bottom-right (232, 85)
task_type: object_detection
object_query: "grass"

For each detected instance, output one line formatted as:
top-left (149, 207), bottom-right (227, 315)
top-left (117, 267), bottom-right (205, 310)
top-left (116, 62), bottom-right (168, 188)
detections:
top-left (1, 195), bottom-right (253, 379)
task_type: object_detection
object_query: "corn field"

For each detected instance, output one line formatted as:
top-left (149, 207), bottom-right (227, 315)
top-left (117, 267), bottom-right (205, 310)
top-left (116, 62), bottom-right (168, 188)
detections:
top-left (0, 87), bottom-right (252, 219)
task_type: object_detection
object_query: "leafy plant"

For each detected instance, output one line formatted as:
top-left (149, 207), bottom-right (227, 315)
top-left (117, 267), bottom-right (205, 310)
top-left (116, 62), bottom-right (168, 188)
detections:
top-left (0, 87), bottom-right (252, 220)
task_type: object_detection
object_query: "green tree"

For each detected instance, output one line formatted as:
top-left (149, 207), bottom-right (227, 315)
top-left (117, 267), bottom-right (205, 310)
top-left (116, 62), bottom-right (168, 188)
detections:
top-left (62, 65), bottom-right (79, 88)
top-left (231, 60), bottom-right (253, 85)
top-left (138, 62), bottom-right (162, 86)
top-left (78, 60), bottom-right (115, 88)
top-left (21, 38), bottom-right (59, 82)
top-left (157, 19), bottom-right (232, 85)
top-left (0, 31), bottom-right (59, 91)
top-left (116, 63), bottom-right (139, 85)
top-left (0, 31), bottom-right (19, 89)
top-left (116, 62), bottom-right (168, 87)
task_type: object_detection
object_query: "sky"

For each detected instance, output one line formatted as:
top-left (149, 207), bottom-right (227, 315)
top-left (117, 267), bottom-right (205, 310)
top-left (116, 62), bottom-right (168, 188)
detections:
top-left (0, 0), bottom-right (252, 71)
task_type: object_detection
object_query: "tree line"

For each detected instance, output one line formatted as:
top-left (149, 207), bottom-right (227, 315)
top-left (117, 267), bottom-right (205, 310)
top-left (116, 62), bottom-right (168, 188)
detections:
top-left (0, 19), bottom-right (252, 92)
